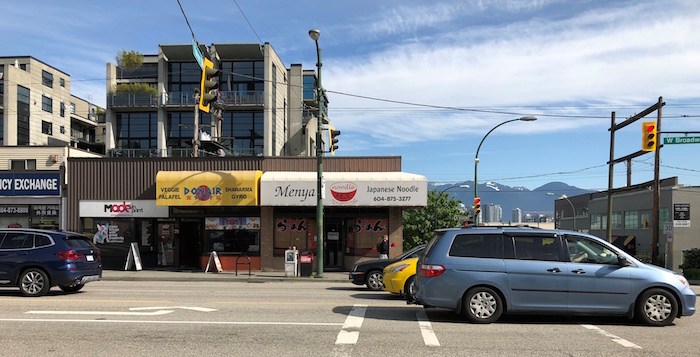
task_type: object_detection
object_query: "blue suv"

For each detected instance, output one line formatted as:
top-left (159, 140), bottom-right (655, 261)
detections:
top-left (415, 226), bottom-right (696, 326)
top-left (0, 228), bottom-right (102, 297)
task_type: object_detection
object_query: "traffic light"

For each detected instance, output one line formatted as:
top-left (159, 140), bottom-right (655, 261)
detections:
top-left (199, 57), bottom-right (219, 113)
top-left (642, 121), bottom-right (657, 152)
top-left (473, 197), bottom-right (481, 217)
top-left (329, 129), bottom-right (340, 154)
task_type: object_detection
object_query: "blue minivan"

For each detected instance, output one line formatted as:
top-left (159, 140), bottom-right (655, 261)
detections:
top-left (415, 226), bottom-right (696, 326)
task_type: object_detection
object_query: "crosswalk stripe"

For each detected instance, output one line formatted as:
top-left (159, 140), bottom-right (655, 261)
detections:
top-left (335, 304), bottom-right (367, 345)
top-left (416, 308), bottom-right (440, 347)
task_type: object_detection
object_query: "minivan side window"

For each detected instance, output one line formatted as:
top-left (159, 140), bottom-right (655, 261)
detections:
top-left (449, 234), bottom-right (502, 258)
top-left (512, 236), bottom-right (561, 261)
top-left (565, 235), bottom-right (619, 265)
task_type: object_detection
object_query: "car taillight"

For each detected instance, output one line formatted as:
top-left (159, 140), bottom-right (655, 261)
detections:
top-left (58, 250), bottom-right (84, 261)
top-left (419, 264), bottom-right (445, 278)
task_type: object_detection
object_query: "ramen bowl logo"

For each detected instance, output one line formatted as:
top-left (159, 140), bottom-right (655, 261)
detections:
top-left (330, 182), bottom-right (357, 202)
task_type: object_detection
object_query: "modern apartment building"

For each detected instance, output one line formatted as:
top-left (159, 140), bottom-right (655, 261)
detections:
top-left (0, 56), bottom-right (104, 230)
top-left (104, 43), bottom-right (325, 158)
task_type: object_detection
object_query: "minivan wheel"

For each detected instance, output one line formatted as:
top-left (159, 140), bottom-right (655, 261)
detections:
top-left (464, 287), bottom-right (503, 324)
top-left (19, 268), bottom-right (50, 297)
top-left (636, 288), bottom-right (678, 326)
top-left (366, 270), bottom-right (384, 290)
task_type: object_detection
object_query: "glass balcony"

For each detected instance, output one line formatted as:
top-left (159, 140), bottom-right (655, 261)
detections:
top-left (107, 93), bottom-right (159, 108)
top-left (108, 147), bottom-right (263, 158)
top-left (218, 90), bottom-right (264, 106)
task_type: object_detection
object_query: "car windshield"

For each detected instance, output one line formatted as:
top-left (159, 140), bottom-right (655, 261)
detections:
top-left (398, 245), bottom-right (425, 260)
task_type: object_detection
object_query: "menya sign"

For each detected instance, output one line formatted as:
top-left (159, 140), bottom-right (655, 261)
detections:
top-left (79, 200), bottom-right (169, 218)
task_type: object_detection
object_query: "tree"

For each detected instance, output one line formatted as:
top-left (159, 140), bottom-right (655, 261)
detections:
top-left (402, 190), bottom-right (467, 250)
top-left (116, 50), bottom-right (143, 79)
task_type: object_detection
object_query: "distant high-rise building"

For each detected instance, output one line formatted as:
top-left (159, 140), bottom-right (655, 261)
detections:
top-left (512, 208), bottom-right (522, 223)
top-left (483, 203), bottom-right (503, 223)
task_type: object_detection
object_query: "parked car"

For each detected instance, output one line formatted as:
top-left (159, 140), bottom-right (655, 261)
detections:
top-left (349, 244), bottom-right (425, 290)
top-left (383, 257), bottom-right (419, 301)
top-left (415, 226), bottom-right (696, 326)
top-left (0, 228), bottom-right (102, 297)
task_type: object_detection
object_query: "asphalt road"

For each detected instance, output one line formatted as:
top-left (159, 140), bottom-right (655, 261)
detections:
top-left (0, 280), bottom-right (699, 357)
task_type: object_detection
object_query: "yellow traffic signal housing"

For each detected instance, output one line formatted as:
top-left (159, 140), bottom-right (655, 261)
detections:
top-left (199, 58), bottom-right (219, 113)
top-left (642, 121), bottom-right (657, 152)
top-left (474, 197), bottom-right (481, 217)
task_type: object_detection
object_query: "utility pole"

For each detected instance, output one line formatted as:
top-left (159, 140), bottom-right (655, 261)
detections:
top-left (652, 96), bottom-right (663, 265)
top-left (193, 92), bottom-right (200, 157)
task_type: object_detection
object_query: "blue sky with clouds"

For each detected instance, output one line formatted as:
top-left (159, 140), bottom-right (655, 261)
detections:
top-left (2, 0), bottom-right (699, 190)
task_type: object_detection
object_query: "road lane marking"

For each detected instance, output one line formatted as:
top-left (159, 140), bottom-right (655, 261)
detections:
top-left (581, 325), bottom-right (642, 349)
top-left (26, 310), bottom-right (175, 316)
top-left (335, 304), bottom-right (367, 345)
top-left (0, 318), bottom-right (344, 326)
top-left (129, 306), bottom-right (217, 312)
top-left (416, 308), bottom-right (440, 347)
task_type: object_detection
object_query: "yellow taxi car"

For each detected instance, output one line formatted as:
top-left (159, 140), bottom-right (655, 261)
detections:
top-left (382, 257), bottom-right (418, 301)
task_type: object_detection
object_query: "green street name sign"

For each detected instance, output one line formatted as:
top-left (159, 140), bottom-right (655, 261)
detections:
top-left (663, 137), bottom-right (700, 144)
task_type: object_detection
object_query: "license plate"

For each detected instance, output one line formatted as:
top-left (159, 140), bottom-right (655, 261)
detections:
top-left (86, 255), bottom-right (94, 262)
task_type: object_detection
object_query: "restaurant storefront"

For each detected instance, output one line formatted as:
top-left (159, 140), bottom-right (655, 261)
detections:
top-left (66, 156), bottom-right (425, 272)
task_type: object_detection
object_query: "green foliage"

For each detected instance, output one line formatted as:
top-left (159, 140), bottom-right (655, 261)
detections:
top-left (402, 190), bottom-right (467, 251)
top-left (116, 50), bottom-right (143, 70)
top-left (111, 83), bottom-right (157, 95)
top-left (679, 248), bottom-right (700, 270)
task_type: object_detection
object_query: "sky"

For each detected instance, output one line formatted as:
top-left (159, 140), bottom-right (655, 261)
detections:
top-left (2, 0), bottom-right (699, 191)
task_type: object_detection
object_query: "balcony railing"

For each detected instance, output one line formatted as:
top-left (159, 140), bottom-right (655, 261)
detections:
top-left (218, 91), bottom-right (264, 106)
top-left (164, 91), bottom-right (197, 107)
top-left (108, 93), bottom-right (159, 108)
top-left (108, 147), bottom-right (263, 158)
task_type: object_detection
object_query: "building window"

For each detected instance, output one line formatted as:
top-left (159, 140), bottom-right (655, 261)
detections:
top-left (60, 102), bottom-right (65, 117)
top-left (70, 102), bottom-right (76, 114)
top-left (19, 63), bottom-right (27, 71)
top-left (42, 70), bottom-right (54, 88)
top-left (41, 121), bottom-right (53, 135)
top-left (640, 211), bottom-right (651, 229)
top-left (42, 95), bottom-right (53, 113)
top-left (624, 211), bottom-right (639, 229)
top-left (17, 85), bottom-right (30, 145)
top-left (610, 212), bottom-right (622, 229)
top-left (10, 159), bottom-right (36, 170)
top-left (60, 78), bottom-right (65, 87)
top-left (591, 214), bottom-right (607, 230)
top-left (116, 112), bottom-right (158, 154)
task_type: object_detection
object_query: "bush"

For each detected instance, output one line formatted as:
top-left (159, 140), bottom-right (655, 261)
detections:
top-left (679, 248), bottom-right (700, 270)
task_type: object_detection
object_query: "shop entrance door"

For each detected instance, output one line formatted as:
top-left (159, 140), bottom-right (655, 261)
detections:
top-left (324, 220), bottom-right (344, 270)
top-left (178, 219), bottom-right (201, 270)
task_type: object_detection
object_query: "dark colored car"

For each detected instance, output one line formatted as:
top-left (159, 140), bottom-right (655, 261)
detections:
top-left (349, 244), bottom-right (425, 290)
top-left (0, 228), bottom-right (102, 297)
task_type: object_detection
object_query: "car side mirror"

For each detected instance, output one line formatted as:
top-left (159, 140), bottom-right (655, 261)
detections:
top-left (618, 255), bottom-right (632, 267)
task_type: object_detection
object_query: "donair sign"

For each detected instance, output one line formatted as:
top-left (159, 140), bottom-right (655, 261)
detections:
top-left (0, 173), bottom-right (60, 196)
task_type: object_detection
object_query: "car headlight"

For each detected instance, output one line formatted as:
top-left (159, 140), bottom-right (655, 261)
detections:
top-left (676, 274), bottom-right (690, 288)
top-left (390, 264), bottom-right (410, 273)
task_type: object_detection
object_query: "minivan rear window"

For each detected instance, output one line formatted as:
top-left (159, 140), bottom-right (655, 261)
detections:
top-left (449, 234), bottom-right (502, 258)
top-left (423, 231), bottom-right (446, 258)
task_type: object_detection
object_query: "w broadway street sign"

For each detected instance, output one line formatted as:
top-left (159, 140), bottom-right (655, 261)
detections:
top-left (664, 137), bottom-right (700, 144)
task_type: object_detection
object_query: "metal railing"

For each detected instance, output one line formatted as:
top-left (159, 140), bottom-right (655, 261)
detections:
top-left (108, 93), bottom-right (159, 108)
top-left (218, 91), bottom-right (264, 106)
top-left (108, 147), bottom-right (263, 158)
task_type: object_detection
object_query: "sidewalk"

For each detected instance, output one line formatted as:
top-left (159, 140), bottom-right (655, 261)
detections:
top-left (101, 269), bottom-right (350, 283)
top-left (101, 269), bottom-right (700, 295)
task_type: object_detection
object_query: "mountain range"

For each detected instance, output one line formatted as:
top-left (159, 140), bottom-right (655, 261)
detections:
top-left (430, 181), bottom-right (595, 219)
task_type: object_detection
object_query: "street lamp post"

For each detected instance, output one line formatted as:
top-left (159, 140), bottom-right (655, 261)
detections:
top-left (433, 184), bottom-right (469, 229)
top-left (309, 29), bottom-right (324, 278)
top-left (548, 192), bottom-right (576, 230)
top-left (474, 116), bottom-right (537, 223)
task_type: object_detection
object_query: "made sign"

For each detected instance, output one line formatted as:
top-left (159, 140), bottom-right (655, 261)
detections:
top-left (664, 137), bottom-right (700, 145)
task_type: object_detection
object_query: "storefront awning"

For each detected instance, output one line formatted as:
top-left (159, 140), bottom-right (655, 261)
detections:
top-left (156, 171), bottom-right (262, 206)
top-left (260, 171), bottom-right (427, 207)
